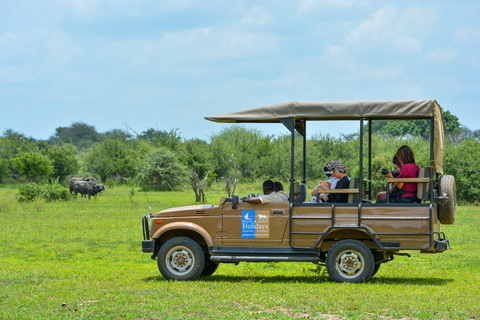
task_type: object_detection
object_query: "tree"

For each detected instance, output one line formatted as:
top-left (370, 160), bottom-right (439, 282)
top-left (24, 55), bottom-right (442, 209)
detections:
top-left (42, 144), bottom-right (79, 182)
top-left (178, 138), bottom-right (213, 180)
top-left (368, 110), bottom-right (461, 139)
top-left (12, 152), bottom-right (54, 182)
top-left (85, 139), bottom-right (135, 183)
top-left (101, 129), bottom-right (132, 141)
top-left (136, 148), bottom-right (185, 190)
top-left (52, 122), bottom-right (100, 150)
top-left (184, 168), bottom-right (209, 202)
top-left (140, 128), bottom-right (182, 150)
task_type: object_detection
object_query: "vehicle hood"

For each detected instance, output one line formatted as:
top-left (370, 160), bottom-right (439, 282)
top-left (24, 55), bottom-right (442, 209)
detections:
top-left (155, 204), bottom-right (217, 217)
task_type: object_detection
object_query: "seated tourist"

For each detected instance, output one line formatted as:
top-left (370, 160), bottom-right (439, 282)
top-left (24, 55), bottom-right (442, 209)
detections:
top-left (326, 160), bottom-right (350, 203)
top-left (243, 180), bottom-right (289, 204)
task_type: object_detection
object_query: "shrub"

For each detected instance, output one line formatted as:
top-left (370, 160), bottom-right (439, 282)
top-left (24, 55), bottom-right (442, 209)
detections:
top-left (136, 148), bottom-right (185, 190)
top-left (16, 179), bottom-right (71, 202)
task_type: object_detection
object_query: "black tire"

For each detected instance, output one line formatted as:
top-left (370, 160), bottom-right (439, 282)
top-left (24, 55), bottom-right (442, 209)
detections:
top-left (326, 240), bottom-right (375, 283)
top-left (372, 251), bottom-right (383, 277)
top-left (202, 262), bottom-right (220, 277)
top-left (157, 237), bottom-right (205, 281)
top-left (372, 263), bottom-right (381, 277)
top-left (438, 175), bottom-right (456, 225)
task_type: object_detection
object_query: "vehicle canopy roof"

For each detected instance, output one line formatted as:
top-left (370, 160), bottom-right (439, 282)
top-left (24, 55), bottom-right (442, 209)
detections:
top-left (205, 99), bottom-right (445, 173)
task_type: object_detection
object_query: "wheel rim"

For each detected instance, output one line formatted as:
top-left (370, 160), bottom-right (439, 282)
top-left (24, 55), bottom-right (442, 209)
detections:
top-left (335, 250), bottom-right (365, 279)
top-left (165, 245), bottom-right (195, 276)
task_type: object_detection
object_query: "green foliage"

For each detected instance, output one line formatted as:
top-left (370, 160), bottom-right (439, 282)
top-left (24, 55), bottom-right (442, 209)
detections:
top-left (178, 138), bottom-right (213, 179)
top-left (12, 152), bottom-right (54, 183)
top-left (140, 127), bottom-right (182, 149)
top-left (443, 139), bottom-right (480, 203)
top-left (0, 158), bottom-right (9, 182)
top-left (369, 109), bottom-right (461, 139)
top-left (136, 147), bottom-right (185, 190)
top-left (16, 179), bottom-right (71, 202)
top-left (42, 144), bottom-right (79, 183)
top-left (52, 122), bottom-right (100, 150)
top-left (85, 139), bottom-right (136, 183)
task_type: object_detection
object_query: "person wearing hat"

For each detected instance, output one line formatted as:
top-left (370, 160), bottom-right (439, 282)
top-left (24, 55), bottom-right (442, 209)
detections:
top-left (326, 160), bottom-right (350, 203)
top-left (310, 160), bottom-right (339, 202)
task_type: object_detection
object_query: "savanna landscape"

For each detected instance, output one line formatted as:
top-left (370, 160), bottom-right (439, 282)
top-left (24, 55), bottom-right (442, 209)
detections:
top-left (1, 114), bottom-right (480, 319)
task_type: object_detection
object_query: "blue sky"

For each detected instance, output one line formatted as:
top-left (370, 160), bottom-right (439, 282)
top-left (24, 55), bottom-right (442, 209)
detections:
top-left (1, 0), bottom-right (479, 141)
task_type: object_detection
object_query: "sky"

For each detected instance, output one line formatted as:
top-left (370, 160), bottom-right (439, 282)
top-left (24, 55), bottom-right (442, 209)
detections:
top-left (1, 0), bottom-right (479, 141)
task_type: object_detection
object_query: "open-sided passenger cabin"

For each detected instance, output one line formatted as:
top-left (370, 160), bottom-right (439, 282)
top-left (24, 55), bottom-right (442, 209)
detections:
top-left (206, 99), bottom-right (454, 252)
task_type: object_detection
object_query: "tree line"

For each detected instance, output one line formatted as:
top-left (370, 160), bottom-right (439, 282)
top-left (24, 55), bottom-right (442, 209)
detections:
top-left (1, 110), bottom-right (479, 203)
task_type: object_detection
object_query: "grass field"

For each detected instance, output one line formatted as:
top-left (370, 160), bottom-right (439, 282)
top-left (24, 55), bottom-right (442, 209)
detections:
top-left (1, 184), bottom-right (479, 319)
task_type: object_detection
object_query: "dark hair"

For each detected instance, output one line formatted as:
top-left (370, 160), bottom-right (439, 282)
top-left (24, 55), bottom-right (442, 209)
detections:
top-left (392, 154), bottom-right (400, 167)
top-left (263, 180), bottom-right (275, 193)
top-left (273, 181), bottom-right (284, 192)
top-left (395, 145), bottom-right (415, 165)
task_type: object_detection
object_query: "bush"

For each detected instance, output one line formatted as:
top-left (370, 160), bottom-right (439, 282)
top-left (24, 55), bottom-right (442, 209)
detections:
top-left (136, 148), bottom-right (185, 190)
top-left (16, 179), bottom-right (71, 202)
top-left (17, 183), bottom-right (42, 202)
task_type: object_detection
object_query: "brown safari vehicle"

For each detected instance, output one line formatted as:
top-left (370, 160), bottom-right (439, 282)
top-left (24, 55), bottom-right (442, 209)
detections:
top-left (142, 99), bottom-right (455, 283)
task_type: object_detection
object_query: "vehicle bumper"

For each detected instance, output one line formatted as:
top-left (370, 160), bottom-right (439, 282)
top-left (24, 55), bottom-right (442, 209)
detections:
top-left (142, 214), bottom-right (154, 253)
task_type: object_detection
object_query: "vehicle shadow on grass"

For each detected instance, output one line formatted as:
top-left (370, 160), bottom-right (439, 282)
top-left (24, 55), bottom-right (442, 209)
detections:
top-left (143, 275), bottom-right (454, 286)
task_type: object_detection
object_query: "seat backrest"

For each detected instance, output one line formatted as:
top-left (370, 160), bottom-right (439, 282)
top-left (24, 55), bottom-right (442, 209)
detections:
top-left (348, 178), bottom-right (359, 203)
top-left (416, 167), bottom-right (431, 201)
top-left (299, 183), bottom-right (307, 203)
top-left (293, 182), bottom-right (300, 202)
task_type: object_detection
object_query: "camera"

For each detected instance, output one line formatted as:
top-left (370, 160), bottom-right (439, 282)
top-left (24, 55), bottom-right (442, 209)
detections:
top-left (381, 168), bottom-right (399, 177)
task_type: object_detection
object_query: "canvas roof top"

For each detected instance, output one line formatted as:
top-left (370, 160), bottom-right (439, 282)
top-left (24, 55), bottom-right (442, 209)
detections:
top-left (205, 99), bottom-right (444, 173)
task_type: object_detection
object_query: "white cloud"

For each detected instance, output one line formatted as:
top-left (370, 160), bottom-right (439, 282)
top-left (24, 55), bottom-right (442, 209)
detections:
top-left (346, 6), bottom-right (399, 43)
top-left (241, 6), bottom-right (271, 27)
top-left (426, 47), bottom-right (459, 64)
top-left (296, 0), bottom-right (358, 14)
top-left (391, 35), bottom-right (421, 53)
top-left (452, 27), bottom-right (480, 42)
top-left (345, 5), bottom-right (435, 53)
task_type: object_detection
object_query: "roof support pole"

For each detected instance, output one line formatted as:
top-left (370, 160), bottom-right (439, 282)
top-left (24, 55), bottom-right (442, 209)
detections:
top-left (302, 119), bottom-right (307, 184)
top-left (359, 118), bottom-right (364, 202)
top-left (368, 118), bottom-right (372, 200)
top-left (280, 118), bottom-right (296, 203)
top-left (430, 116), bottom-right (435, 203)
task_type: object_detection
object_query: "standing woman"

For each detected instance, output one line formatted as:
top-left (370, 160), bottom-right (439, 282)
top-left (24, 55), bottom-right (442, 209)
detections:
top-left (386, 145), bottom-right (419, 203)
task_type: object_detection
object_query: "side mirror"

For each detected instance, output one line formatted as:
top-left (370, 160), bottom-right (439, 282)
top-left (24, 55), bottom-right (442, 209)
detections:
top-left (232, 194), bottom-right (239, 209)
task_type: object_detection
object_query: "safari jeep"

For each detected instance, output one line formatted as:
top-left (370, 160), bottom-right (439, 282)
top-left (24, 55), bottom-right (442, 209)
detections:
top-left (142, 99), bottom-right (455, 283)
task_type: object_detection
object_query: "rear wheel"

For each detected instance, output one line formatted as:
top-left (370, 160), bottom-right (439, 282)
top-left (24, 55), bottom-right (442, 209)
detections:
top-left (326, 240), bottom-right (375, 283)
top-left (157, 237), bottom-right (205, 281)
top-left (438, 175), bottom-right (456, 224)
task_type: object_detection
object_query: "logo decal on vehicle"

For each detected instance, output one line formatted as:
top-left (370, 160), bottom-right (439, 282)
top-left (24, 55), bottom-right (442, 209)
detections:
top-left (241, 210), bottom-right (270, 239)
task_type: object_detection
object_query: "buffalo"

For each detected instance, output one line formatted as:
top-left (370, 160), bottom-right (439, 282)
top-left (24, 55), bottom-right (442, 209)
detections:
top-left (69, 177), bottom-right (96, 195)
top-left (70, 180), bottom-right (105, 199)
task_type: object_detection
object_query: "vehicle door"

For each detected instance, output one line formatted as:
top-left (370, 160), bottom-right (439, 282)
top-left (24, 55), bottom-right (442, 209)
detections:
top-left (221, 202), bottom-right (290, 246)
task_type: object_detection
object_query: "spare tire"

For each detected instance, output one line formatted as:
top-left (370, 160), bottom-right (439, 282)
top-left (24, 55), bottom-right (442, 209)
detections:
top-left (438, 175), bottom-right (456, 224)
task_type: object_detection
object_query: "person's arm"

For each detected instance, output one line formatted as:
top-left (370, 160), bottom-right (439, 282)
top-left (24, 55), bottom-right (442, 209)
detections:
top-left (243, 197), bottom-right (262, 204)
top-left (311, 181), bottom-right (331, 196)
top-left (386, 171), bottom-right (404, 189)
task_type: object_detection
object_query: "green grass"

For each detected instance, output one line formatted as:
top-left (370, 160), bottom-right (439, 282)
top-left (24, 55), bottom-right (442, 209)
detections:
top-left (0, 185), bottom-right (479, 319)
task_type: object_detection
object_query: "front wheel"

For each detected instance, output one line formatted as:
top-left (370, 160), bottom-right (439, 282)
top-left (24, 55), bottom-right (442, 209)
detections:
top-left (326, 239), bottom-right (375, 283)
top-left (157, 237), bottom-right (205, 281)
top-left (202, 262), bottom-right (220, 276)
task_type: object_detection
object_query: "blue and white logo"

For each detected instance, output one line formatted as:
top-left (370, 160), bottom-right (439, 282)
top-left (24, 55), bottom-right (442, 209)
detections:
top-left (241, 210), bottom-right (256, 238)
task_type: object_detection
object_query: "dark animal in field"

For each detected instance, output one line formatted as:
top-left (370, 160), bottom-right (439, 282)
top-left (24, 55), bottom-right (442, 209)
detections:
top-left (69, 177), bottom-right (96, 194)
top-left (71, 180), bottom-right (105, 199)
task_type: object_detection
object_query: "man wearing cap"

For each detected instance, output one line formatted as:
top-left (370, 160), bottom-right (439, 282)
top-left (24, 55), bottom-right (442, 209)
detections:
top-left (326, 160), bottom-right (350, 203)
top-left (311, 160), bottom-right (339, 202)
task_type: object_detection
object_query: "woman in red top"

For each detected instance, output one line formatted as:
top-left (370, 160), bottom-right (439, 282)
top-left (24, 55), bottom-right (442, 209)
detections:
top-left (386, 145), bottom-right (419, 203)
